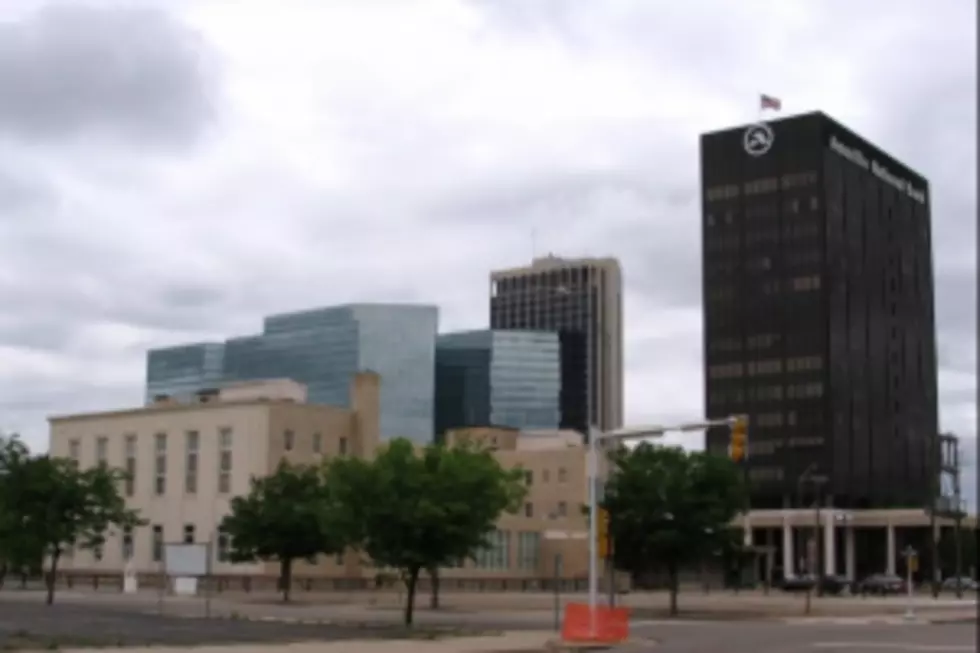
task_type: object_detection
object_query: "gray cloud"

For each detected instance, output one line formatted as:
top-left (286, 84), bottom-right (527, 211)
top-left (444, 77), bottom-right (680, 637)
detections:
top-left (0, 0), bottom-right (971, 516)
top-left (0, 2), bottom-right (219, 148)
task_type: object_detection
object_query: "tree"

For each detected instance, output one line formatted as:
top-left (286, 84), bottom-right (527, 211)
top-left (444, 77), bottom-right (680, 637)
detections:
top-left (220, 460), bottom-right (349, 602)
top-left (10, 454), bottom-right (144, 604)
top-left (0, 434), bottom-right (33, 588)
top-left (602, 444), bottom-right (748, 616)
top-left (329, 438), bottom-right (526, 626)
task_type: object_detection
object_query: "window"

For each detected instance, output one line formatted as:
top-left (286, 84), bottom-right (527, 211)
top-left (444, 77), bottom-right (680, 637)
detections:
top-left (558, 467), bottom-right (568, 483)
top-left (152, 525), bottom-right (163, 562)
top-left (747, 359), bottom-right (782, 376)
top-left (542, 469), bottom-right (550, 483)
top-left (748, 467), bottom-right (785, 482)
top-left (556, 501), bottom-right (567, 517)
top-left (517, 532), bottom-right (541, 571)
top-left (154, 433), bottom-right (167, 496)
top-left (791, 275), bottom-right (821, 292)
top-left (124, 435), bottom-right (136, 497)
top-left (787, 382), bottom-right (825, 399)
top-left (747, 333), bottom-right (779, 350)
top-left (218, 428), bottom-right (232, 494)
top-left (787, 436), bottom-right (826, 448)
top-left (184, 431), bottom-right (199, 494)
top-left (786, 356), bottom-right (824, 372)
top-left (68, 439), bottom-right (80, 466)
top-left (95, 437), bottom-right (108, 465)
top-left (338, 437), bottom-right (348, 455)
top-left (284, 430), bottom-right (294, 451)
top-left (473, 530), bottom-right (510, 570)
top-left (122, 526), bottom-right (133, 560)
top-left (708, 363), bottom-right (744, 379)
top-left (217, 530), bottom-right (231, 563)
top-left (755, 412), bottom-right (784, 428)
top-left (525, 470), bottom-right (533, 485)
top-left (524, 502), bottom-right (534, 518)
top-left (183, 524), bottom-right (195, 544)
top-left (312, 432), bottom-right (322, 454)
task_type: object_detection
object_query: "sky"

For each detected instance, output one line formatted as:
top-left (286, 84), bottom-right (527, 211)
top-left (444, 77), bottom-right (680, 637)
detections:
top-left (0, 1), bottom-right (975, 504)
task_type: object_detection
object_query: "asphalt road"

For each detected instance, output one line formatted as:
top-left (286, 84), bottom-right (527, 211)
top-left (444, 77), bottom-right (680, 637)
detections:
top-left (0, 600), bottom-right (455, 648)
top-left (628, 621), bottom-right (977, 653)
top-left (0, 592), bottom-right (974, 651)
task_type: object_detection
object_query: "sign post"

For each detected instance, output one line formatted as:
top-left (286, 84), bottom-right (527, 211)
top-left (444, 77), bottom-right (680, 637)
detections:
top-left (903, 546), bottom-right (917, 622)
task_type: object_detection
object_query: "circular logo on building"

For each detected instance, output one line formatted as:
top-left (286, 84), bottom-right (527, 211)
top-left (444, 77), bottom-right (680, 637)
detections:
top-left (743, 122), bottom-right (774, 157)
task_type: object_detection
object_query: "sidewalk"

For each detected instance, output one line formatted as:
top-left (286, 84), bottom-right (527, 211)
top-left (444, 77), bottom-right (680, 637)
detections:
top-left (60, 631), bottom-right (555, 653)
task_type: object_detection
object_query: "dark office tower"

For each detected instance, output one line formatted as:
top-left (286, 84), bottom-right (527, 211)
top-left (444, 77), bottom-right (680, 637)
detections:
top-left (700, 112), bottom-right (938, 510)
top-left (490, 255), bottom-right (624, 434)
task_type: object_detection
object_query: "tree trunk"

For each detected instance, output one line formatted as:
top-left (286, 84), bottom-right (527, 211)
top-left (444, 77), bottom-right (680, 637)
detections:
top-left (429, 566), bottom-right (440, 609)
top-left (279, 558), bottom-right (293, 603)
top-left (0, 562), bottom-right (6, 590)
top-left (403, 567), bottom-right (420, 626)
top-left (667, 562), bottom-right (679, 616)
top-left (45, 551), bottom-right (60, 606)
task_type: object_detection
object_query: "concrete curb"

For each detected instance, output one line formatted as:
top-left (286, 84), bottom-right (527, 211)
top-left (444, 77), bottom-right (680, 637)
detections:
top-left (545, 637), bottom-right (658, 651)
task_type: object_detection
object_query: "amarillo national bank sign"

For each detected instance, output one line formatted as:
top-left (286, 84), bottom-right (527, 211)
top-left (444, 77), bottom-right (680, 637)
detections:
top-left (828, 135), bottom-right (927, 205)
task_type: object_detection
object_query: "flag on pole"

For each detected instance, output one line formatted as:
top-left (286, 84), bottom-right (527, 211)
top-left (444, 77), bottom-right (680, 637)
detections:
top-left (760, 94), bottom-right (782, 111)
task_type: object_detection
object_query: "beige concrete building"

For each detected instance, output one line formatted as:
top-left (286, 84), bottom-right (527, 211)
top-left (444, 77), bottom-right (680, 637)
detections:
top-left (436, 427), bottom-right (611, 589)
top-left (48, 374), bottom-right (380, 581)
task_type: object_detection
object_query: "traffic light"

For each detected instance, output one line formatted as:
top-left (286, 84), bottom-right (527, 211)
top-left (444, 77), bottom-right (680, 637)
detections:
top-left (729, 415), bottom-right (749, 463)
top-left (597, 508), bottom-right (611, 559)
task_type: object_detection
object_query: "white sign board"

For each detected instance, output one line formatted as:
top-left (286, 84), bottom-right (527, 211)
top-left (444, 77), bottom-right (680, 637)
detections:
top-left (163, 543), bottom-right (209, 577)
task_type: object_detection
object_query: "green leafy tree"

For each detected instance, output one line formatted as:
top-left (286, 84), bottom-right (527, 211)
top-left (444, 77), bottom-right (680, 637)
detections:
top-left (220, 461), bottom-right (349, 602)
top-left (330, 439), bottom-right (526, 625)
top-left (0, 434), bottom-right (34, 588)
top-left (602, 444), bottom-right (748, 616)
top-left (10, 454), bottom-right (144, 604)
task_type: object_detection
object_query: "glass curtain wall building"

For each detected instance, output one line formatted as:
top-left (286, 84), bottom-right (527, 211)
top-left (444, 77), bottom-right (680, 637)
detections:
top-left (435, 329), bottom-right (561, 438)
top-left (145, 304), bottom-right (438, 443)
top-left (146, 343), bottom-right (225, 401)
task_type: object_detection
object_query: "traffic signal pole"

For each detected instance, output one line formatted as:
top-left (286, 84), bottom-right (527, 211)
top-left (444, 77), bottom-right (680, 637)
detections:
top-left (586, 415), bottom-right (746, 638)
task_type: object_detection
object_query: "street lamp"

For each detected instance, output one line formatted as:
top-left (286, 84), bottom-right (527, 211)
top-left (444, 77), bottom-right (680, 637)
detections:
top-left (585, 416), bottom-right (741, 637)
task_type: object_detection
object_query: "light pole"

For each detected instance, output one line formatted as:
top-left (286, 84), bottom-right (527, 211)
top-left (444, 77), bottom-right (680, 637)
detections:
top-left (585, 415), bottom-right (742, 637)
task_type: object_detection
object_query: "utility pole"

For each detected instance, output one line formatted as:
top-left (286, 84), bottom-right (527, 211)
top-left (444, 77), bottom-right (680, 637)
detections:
top-left (928, 433), bottom-right (939, 598)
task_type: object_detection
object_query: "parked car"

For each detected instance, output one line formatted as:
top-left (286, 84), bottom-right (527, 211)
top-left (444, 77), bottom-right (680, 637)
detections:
top-left (818, 575), bottom-right (853, 596)
top-left (940, 576), bottom-right (978, 592)
top-left (856, 574), bottom-right (906, 595)
top-left (780, 574), bottom-right (816, 592)
top-left (780, 574), bottom-right (853, 595)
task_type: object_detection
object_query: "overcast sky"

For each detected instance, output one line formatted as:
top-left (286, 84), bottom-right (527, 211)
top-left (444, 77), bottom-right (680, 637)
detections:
top-left (0, 0), bottom-right (975, 503)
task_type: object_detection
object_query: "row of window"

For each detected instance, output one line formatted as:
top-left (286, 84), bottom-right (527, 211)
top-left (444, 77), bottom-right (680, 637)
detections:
top-left (704, 172), bottom-right (817, 201)
top-left (706, 275), bottom-right (823, 302)
top-left (708, 382), bottom-right (826, 405)
top-left (708, 357), bottom-right (824, 380)
top-left (524, 501), bottom-right (569, 519)
top-left (746, 435), bottom-right (829, 458)
top-left (523, 467), bottom-right (570, 485)
top-left (69, 429), bottom-right (235, 497)
top-left (78, 524), bottom-right (232, 564)
top-left (283, 430), bottom-right (349, 456)
top-left (469, 530), bottom-right (541, 570)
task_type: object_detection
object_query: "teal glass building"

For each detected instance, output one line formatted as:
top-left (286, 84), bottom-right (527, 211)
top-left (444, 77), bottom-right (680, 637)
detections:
top-left (145, 304), bottom-right (438, 443)
top-left (435, 329), bottom-right (561, 438)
